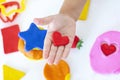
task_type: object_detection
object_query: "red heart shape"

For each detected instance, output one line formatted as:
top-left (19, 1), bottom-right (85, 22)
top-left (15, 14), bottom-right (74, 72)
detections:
top-left (0, 1), bottom-right (20, 23)
top-left (52, 31), bottom-right (69, 46)
top-left (101, 43), bottom-right (116, 56)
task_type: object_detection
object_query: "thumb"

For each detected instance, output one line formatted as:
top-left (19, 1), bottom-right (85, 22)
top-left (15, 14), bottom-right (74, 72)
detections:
top-left (33, 15), bottom-right (54, 25)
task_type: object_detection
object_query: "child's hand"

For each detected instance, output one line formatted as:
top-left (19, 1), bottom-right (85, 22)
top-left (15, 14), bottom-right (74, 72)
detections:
top-left (34, 14), bottom-right (76, 64)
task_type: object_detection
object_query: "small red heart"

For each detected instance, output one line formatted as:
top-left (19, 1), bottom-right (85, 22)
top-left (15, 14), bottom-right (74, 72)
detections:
top-left (101, 43), bottom-right (116, 56)
top-left (52, 31), bottom-right (69, 46)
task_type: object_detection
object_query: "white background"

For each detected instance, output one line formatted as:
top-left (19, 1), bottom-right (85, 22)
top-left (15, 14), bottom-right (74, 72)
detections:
top-left (1, 0), bottom-right (120, 80)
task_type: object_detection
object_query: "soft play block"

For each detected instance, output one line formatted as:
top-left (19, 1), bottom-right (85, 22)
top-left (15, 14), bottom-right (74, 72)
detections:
top-left (52, 31), bottom-right (69, 46)
top-left (44, 60), bottom-right (70, 80)
top-left (90, 31), bottom-right (120, 74)
top-left (1, 24), bottom-right (20, 54)
top-left (18, 23), bottom-right (47, 51)
top-left (3, 65), bottom-right (25, 80)
top-left (78, 0), bottom-right (90, 20)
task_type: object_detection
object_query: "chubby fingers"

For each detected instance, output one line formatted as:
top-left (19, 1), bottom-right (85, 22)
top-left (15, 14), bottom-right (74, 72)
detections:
top-left (54, 46), bottom-right (64, 64)
top-left (47, 44), bottom-right (71, 65)
top-left (62, 42), bottom-right (72, 58)
top-left (47, 44), bottom-right (58, 64)
top-left (44, 44), bottom-right (71, 65)
top-left (43, 35), bottom-right (65, 65)
top-left (43, 34), bottom-right (52, 59)
top-left (47, 45), bottom-right (65, 65)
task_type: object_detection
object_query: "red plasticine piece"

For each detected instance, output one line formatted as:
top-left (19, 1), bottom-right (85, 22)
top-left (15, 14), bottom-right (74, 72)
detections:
top-left (101, 43), bottom-right (116, 56)
top-left (52, 31), bottom-right (69, 46)
top-left (72, 36), bottom-right (80, 48)
top-left (1, 24), bottom-right (20, 54)
top-left (72, 36), bottom-right (83, 49)
top-left (0, 1), bottom-right (20, 23)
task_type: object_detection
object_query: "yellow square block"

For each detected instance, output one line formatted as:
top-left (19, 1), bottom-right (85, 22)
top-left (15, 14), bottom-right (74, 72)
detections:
top-left (3, 65), bottom-right (25, 80)
top-left (79, 0), bottom-right (90, 20)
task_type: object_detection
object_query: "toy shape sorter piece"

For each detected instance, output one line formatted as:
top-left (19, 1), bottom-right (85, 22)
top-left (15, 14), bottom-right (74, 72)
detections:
top-left (72, 35), bottom-right (83, 49)
top-left (18, 23), bottom-right (47, 51)
top-left (90, 31), bottom-right (120, 74)
top-left (1, 24), bottom-right (20, 54)
top-left (44, 60), bottom-right (70, 80)
top-left (18, 23), bottom-right (46, 60)
top-left (78, 0), bottom-right (90, 20)
top-left (0, 0), bottom-right (26, 16)
top-left (3, 65), bottom-right (25, 80)
top-left (18, 38), bottom-right (43, 60)
top-left (52, 31), bottom-right (69, 46)
top-left (0, 1), bottom-right (20, 22)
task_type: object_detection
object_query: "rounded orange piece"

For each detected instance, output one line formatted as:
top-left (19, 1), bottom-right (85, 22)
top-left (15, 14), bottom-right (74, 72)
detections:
top-left (18, 38), bottom-right (43, 60)
top-left (44, 60), bottom-right (70, 80)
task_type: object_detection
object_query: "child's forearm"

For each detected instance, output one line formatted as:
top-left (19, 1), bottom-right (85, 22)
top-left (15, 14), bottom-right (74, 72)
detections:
top-left (60, 0), bottom-right (86, 21)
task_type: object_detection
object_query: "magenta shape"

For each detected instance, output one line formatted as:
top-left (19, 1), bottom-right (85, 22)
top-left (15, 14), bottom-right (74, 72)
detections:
top-left (90, 31), bottom-right (120, 74)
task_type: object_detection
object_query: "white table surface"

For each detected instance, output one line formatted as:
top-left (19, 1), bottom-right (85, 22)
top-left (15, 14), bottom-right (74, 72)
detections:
top-left (1, 0), bottom-right (120, 80)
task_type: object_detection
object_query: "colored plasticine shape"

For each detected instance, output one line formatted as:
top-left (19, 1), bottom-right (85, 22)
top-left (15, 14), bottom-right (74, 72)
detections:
top-left (90, 31), bottom-right (120, 74)
top-left (18, 23), bottom-right (47, 51)
top-left (44, 60), bottom-right (70, 80)
top-left (78, 0), bottom-right (90, 20)
top-left (1, 24), bottom-right (20, 54)
top-left (72, 36), bottom-right (83, 49)
top-left (3, 65), bottom-right (25, 80)
top-left (0, 1), bottom-right (20, 23)
top-left (0, 0), bottom-right (26, 17)
top-left (52, 31), bottom-right (69, 46)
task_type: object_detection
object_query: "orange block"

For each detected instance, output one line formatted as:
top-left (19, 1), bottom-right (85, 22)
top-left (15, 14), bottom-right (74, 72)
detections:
top-left (44, 60), bottom-right (70, 80)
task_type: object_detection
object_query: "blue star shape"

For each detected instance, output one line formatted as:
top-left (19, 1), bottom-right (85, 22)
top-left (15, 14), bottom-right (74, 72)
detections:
top-left (18, 23), bottom-right (47, 51)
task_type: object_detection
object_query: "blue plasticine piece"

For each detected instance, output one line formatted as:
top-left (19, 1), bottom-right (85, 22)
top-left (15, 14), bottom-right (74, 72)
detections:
top-left (18, 23), bottom-right (47, 51)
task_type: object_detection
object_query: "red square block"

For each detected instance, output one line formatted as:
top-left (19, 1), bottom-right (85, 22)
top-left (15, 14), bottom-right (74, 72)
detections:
top-left (1, 24), bottom-right (20, 54)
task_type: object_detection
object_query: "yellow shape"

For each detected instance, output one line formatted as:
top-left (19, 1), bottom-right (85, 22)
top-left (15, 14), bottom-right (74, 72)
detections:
top-left (33, 48), bottom-right (39, 50)
top-left (3, 65), bottom-right (25, 80)
top-left (79, 0), bottom-right (90, 20)
top-left (65, 73), bottom-right (71, 80)
top-left (27, 57), bottom-right (43, 61)
top-left (0, 0), bottom-right (26, 16)
top-left (0, 0), bottom-right (6, 3)
top-left (38, 26), bottom-right (44, 30)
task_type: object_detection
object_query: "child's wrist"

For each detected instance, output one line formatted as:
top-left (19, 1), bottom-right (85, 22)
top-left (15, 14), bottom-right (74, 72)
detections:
top-left (58, 12), bottom-right (77, 22)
